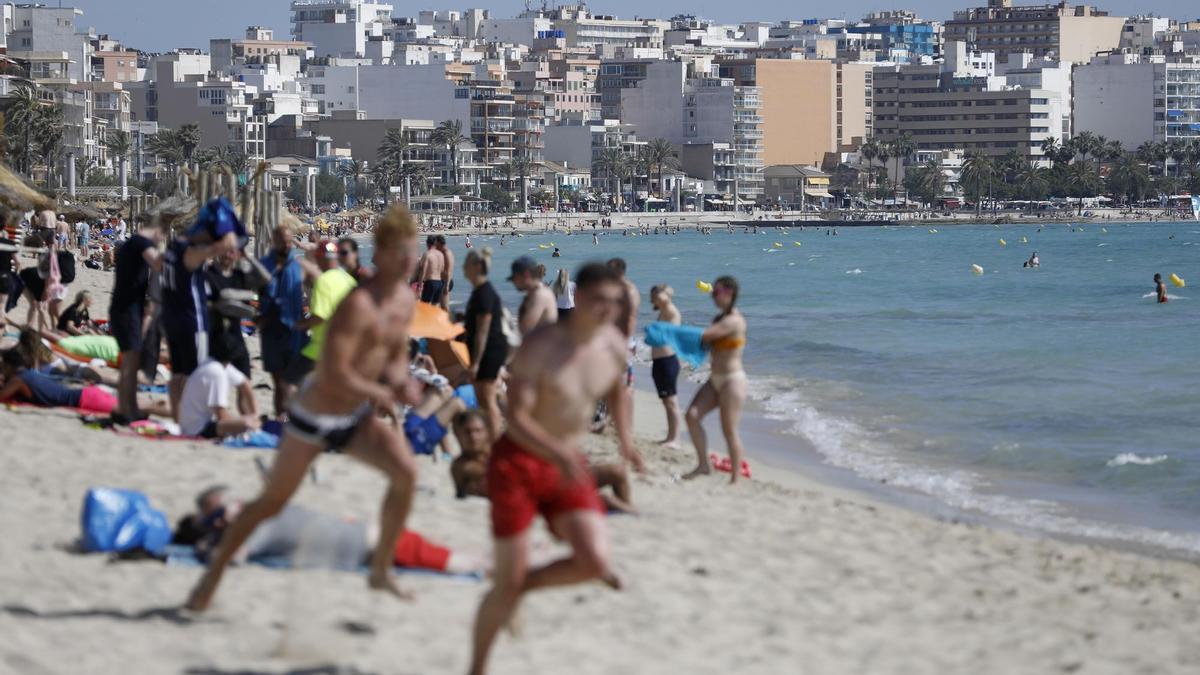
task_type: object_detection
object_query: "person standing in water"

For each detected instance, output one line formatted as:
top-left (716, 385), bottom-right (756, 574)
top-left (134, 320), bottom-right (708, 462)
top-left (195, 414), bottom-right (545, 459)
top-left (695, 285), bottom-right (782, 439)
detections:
top-left (649, 285), bottom-right (682, 447)
top-left (1155, 273), bottom-right (1169, 304)
top-left (463, 248), bottom-right (508, 442)
top-left (186, 206), bottom-right (424, 611)
top-left (552, 268), bottom-right (575, 323)
top-left (684, 276), bottom-right (748, 484)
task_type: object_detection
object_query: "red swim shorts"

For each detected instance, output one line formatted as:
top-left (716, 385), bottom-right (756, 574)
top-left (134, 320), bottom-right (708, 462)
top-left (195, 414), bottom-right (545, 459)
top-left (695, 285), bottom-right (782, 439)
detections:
top-left (392, 530), bottom-right (451, 572)
top-left (487, 435), bottom-right (604, 538)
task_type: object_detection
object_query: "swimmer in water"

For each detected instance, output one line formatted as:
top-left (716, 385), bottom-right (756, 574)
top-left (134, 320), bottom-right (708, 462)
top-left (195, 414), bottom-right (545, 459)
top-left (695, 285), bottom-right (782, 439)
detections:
top-left (1155, 273), bottom-right (1169, 304)
top-left (1026, 251), bottom-right (1039, 268)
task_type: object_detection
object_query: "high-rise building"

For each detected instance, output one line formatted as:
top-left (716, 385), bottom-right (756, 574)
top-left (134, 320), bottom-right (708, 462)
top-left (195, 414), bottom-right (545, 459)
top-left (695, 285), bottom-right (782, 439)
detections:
top-left (850, 11), bottom-right (943, 62)
top-left (945, 0), bottom-right (1125, 63)
top-left (872, 42), bottom-right (1065, 161)
top-left (290, 0), bottom-right (393, 58)
top-left (720, 58), bottom-right (874, 167)
top-left (1073, 52), bottom-right (1200, 149)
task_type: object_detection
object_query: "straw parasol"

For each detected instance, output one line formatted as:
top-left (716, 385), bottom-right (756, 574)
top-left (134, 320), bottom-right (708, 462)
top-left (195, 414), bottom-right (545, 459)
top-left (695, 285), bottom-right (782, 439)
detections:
top-left (56, 201), bottom-right (108, 223)
top-left (0, 162), bottom-right (53, 212)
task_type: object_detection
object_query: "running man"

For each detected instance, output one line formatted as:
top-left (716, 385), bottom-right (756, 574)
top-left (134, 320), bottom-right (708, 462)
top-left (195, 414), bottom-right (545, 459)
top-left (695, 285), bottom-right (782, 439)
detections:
top-left (186, 206), bottom-right (425, 611)
top-left (468, 262), bottom-right (643, 675)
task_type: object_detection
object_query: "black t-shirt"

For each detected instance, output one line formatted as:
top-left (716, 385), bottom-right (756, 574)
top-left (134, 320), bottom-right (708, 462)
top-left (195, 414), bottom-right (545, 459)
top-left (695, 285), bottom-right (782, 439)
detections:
top-left (0, 237), bottom-right (14, 275)
top-left (57, 302), bottom-right (89, 332)
top-left (464, 281), bottom-right (506, 357)
top-left (205, 265), bottom-right (250, 343)
top-left (110, 234), bottom-right (154, 311)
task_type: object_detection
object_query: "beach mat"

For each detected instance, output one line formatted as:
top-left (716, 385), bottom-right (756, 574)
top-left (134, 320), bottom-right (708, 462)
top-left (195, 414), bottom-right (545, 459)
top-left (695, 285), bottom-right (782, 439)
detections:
top-left (164, 544), bottom-right (482, 582)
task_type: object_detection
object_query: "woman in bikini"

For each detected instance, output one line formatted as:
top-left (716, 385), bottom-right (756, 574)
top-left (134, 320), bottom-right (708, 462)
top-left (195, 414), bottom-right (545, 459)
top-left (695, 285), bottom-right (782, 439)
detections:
top-left (683, 276), bottom-right (748, 484)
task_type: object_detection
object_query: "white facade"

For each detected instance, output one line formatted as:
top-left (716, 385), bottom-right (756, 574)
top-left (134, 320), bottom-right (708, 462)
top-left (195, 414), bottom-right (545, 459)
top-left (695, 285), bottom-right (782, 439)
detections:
top-left (290, 0), bottom-right (393, 57)
top-left (1074, 53), bottom-right (1200, 148)
top-left (6, 5), bottom-right (92, 81)
top-left (305, 63), bottom-right (469, 125)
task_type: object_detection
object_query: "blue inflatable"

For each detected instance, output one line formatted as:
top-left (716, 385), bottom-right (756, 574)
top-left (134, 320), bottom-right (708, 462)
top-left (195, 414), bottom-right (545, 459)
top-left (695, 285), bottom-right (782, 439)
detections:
top-left (644, 322), bottom-right (708, 368)
top-left (81, 488), bottom-right (172, 555)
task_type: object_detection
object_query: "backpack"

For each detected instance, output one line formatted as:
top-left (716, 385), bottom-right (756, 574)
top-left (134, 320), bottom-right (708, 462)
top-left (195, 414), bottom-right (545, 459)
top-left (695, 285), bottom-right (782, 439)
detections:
top-left (57, 250), bottom-right (76, 284)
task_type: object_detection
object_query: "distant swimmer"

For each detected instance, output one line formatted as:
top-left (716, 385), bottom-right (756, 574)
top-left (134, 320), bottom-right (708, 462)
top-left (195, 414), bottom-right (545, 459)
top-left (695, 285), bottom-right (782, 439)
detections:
top-left (592, 233), bottom-right (599, 246)
top-left (552, 247), bottom-right (562, 258)
top-left (1023, 251), bottom-right (1040, 268)
top-left (1155, 273), bottom-right (1169, 304)
top-left (465, 235), bottom-right (473, 249)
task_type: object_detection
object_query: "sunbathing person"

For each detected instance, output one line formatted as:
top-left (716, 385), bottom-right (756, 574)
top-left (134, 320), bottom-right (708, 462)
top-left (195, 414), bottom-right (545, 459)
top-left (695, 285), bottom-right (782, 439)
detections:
top-left (0, 349), bottom-right (168, 416)
top-left (14, 327), bottom-right (115, 386)
top-left (188, 485), bottom-right (484, 575)
top-left (449, 409), bottom-right (634, 513)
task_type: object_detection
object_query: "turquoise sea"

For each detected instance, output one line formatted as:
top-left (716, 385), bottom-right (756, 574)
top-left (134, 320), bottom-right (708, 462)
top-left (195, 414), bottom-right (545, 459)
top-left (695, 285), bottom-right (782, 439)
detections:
top-left (382, 221), bottom-right (1200, 553)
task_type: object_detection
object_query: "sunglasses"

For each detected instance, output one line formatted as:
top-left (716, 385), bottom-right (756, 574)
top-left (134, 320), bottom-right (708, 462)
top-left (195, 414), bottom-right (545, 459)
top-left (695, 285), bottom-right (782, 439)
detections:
top-left (337, 249), bottom-right (353, 257)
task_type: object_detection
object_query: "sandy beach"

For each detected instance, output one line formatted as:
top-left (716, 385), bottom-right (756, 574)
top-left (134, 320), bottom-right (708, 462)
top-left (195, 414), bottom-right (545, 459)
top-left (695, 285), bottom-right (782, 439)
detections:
top-left (3, 263), bottom-right (1200, 674)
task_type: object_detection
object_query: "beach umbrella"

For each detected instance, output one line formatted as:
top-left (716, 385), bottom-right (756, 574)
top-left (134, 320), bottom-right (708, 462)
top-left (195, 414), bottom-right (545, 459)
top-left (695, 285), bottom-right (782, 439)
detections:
top-left (0, 162), bottom-right (52, 211)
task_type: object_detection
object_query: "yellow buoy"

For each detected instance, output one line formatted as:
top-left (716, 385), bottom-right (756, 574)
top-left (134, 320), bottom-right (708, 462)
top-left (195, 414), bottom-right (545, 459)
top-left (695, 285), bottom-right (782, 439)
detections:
top-left (971, 264), bottom-right (984, 275)
top-left (793, 241), bottom-right (803, 247)
top-left (928, 228), bottom-right (938, 234)
top-left (1170, 273), bottom-right (1186, 288)
top-left (696, 280), bottom-right (713, 293)
top-left (774, 242), bottom-right (783, 248)
top-left (999, 238), bottom-right (1007, 246)
top-left (1101, 227), bottom-right (1108, 233)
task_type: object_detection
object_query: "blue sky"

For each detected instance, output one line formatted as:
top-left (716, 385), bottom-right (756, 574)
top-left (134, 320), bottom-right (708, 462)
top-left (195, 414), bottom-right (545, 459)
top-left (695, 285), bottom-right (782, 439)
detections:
top-left (70, 0), bottom-right (1197, 52)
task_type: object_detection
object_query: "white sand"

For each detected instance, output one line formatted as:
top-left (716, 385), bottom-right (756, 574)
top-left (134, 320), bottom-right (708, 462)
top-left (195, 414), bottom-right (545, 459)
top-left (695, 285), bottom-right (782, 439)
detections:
top-left (2, 264), bottom-right (1200, 674)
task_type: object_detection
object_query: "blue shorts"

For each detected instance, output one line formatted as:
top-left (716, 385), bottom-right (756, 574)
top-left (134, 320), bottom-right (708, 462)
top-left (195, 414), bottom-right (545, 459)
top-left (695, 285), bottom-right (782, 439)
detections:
top-left (403, 411), bottom-right (447, 456)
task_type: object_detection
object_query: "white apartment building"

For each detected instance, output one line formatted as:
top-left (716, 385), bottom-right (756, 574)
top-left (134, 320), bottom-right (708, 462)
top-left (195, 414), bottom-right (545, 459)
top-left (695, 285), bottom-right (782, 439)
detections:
top-left (154, 77), bottom-right (266, 159)
top-left (620, 61), bottom-right (763, 198)
top-left (1074, 52), bottom-right (1200, 148)
top-left (290, 0), bottom-right (393, 58)
top-left (545, 5), bottom-right (668, 53)
top-left (543, 119), bottom-right (643, 171)
top-left (6, 4), bottom-right (93, 80)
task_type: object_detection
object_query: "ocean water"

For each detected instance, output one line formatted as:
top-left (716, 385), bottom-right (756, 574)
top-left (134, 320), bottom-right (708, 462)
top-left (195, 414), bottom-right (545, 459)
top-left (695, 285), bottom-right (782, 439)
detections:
top-left (376, 221), bottom-right (1200, 553)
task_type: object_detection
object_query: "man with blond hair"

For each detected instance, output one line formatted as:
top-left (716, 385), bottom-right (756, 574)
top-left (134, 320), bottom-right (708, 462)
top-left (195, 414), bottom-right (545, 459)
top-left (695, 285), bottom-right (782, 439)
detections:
top-left (187, 206), bottom-right (427, 610)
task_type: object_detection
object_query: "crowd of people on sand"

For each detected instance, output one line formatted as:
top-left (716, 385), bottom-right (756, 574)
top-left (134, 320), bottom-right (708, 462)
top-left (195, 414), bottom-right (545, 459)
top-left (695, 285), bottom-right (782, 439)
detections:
top-left (1, 195), bottom-right (752, 674)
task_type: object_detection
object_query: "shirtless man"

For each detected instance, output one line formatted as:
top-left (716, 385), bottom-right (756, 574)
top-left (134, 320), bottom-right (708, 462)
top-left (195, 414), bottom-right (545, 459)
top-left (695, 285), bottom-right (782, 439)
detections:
top-left (436, 235), bottom-right (455, 310)
top-left (508, 255), bottom-right (557, 335)
top-left (186, 206), bottom-right (424, 611)
top-left (416, 235), bottom-right (446, 305)
top-left (468, 262), bottom-right (644, 675)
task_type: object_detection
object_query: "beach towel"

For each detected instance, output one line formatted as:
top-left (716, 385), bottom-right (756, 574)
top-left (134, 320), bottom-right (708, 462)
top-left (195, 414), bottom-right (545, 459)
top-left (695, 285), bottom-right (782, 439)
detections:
top-left (56, 335), bottom-right (121, 365)
top-left (223, 430), bottom-right (281, 449)
top-left (81, 487), bottom-right (172, 556)
top-left (644, 322), bottom-right (707, 368)
top-left (162, 545), bottom-right (482, 581)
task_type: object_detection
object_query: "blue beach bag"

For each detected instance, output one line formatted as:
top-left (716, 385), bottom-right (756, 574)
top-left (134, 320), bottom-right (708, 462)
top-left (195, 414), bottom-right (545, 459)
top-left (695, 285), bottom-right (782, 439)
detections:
top-left (80, 488), bottom-right (172, 555)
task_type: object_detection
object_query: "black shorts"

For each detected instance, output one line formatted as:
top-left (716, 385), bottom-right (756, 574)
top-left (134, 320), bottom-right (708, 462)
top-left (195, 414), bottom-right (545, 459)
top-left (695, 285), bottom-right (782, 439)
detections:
top-left (282, 354), bottom-right (316, 386)
top-left (651, 355), bottom-right (681, 399)
top-left (109, 304), bottom-right (144, 353)
top-left (230, 337), bottom-right (251, 379)
top-left (199, 419), bottom-right (220, 439)
top-left (19, 267), bottom-right (44, 302)
top-left (474, 341), bottom-right (508, 382)
top-left (0, 273), bottom-right (11, 295)
top-left (420, 280), bottom-right (445, 305)
top-left (557, 307), bottom-right (573, 323)
top-left (165, 325), bottom-right (205, 376)
top-left (259, 320), bottom-right (305, 374)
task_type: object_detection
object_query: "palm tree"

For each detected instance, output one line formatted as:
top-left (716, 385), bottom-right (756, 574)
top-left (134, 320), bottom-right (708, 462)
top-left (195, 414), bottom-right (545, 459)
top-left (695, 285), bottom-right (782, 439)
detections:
top-left (377, 127), bottom-right (409, 178)
top-left (431, 119), bottom-right (466, 189)
top-left (1013, 161), bottom-right (1049, 207)
top-left (33, 104), bottom-right (64, 186)
top-left (1067, 161), bottom-right (1101, 215)
top-left (859, 137), bottom-right (879, 194)
top-left (874, 141), bottom-right (890, 201)
top-left (641, 138), bottom-right (678, 198)
top-left (1135, 141), bottom-right (1158, 169)
top-left (1167, 139), bottom-right (1189, 177)
top-left (104, 130), bottom-right (132, 199)
top-left (146, 129), bottom-right (184, 176)
top-left (961, 150), bottom-right (995, 216)
top-left (177, 124), bottom-right (201, 163)
top-left (508, 155), bottom-right (534, 212)
top-left (1107, 154), bottom-right (1150, 209)
top-left (888, 132), bottom-right (916, 202)
top-left (6, 84), bottom-right (42, 175)
top-left (594, 148), bottom-right (628, 208)
top-left (337, 159), bottom-right (367, 202)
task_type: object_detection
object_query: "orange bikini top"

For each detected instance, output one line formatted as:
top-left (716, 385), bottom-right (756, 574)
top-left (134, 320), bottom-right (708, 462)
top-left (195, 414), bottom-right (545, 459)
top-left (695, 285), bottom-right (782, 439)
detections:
top-left (712, 336), bottom-right (746, 352)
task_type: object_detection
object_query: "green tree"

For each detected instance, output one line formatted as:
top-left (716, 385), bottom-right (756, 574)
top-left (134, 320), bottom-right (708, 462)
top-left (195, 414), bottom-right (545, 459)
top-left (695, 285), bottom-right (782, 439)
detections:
top-left (641, 138), bottom-right (678, 198)
top-left (1107, 154), bottom-right (1151, 208)
top-left (594, 148), bottom-right (628, 208)
top-left (480, 182), bottom-right (512, 209)
top-left (859, 137), bottom-right (880, 194)
top-left (888, 132), bottom-right (916, 201)
top-left (377, 127), bottom-right (409, 181)
top-left (6, 84), bottom-right (42, 174)
top-left (315, 172), bottom-right (345, 205)
top-left (431, 119), bottom-right (467, 188)
top-left (336, 159), bottom-right (366, 201)
top-left (961, 151), bottom-right (995, 215)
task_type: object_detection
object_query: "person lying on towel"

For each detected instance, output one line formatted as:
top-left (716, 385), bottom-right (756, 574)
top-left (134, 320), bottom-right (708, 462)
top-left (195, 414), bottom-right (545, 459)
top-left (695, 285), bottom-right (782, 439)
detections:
top-left (183, 484), bottom-right (485, 575)
top-left (0, 348), bottom-right (168, 416)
